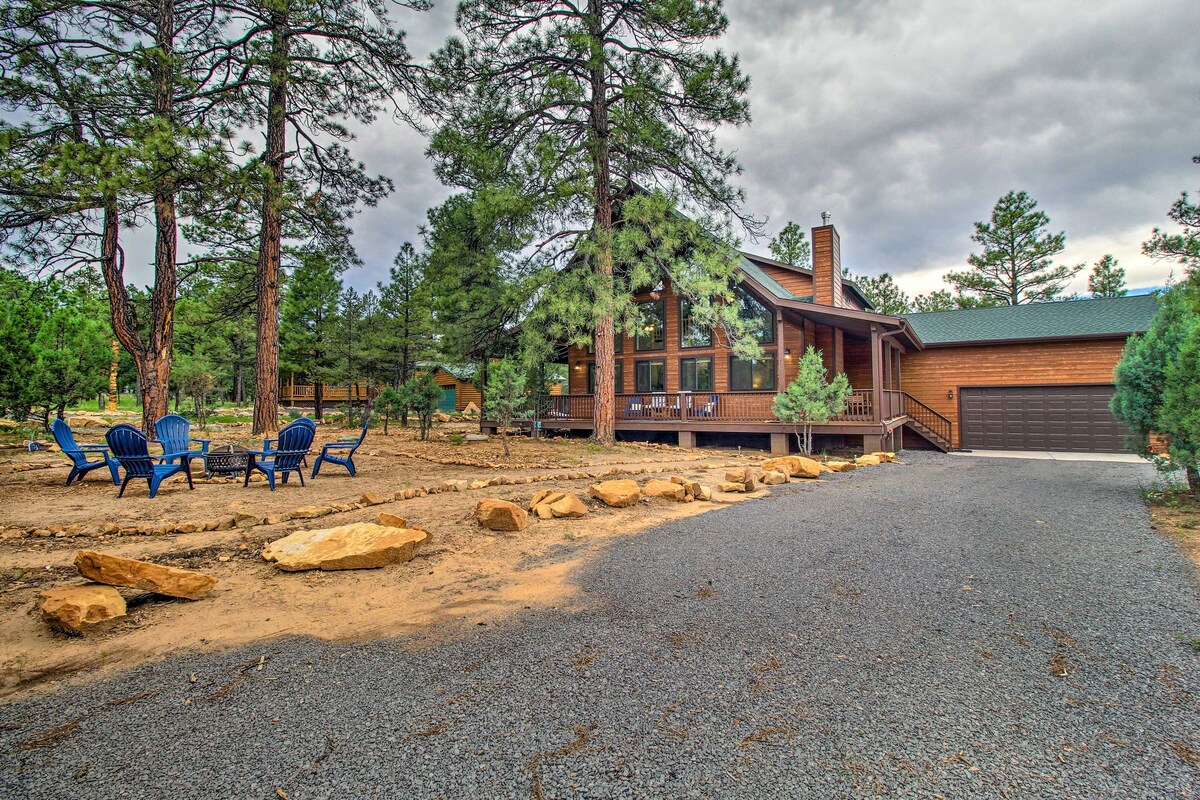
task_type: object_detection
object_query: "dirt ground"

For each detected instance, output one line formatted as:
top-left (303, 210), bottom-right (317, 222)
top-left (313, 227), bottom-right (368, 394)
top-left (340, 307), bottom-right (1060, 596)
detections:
top-left (0, 419), bottom-right (775, 699)
top-left (1145, 487), bottom-right (1200, 571)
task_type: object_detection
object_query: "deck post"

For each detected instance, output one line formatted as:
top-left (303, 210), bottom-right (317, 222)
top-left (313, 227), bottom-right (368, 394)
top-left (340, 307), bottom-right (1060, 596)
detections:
top-left (770, 432), bottom-right (788, 455)
top-left (870, 324), bottom-right (883, 422)
top-left (678, 431), bottom-right (697, 449)
top-left (862, 432), bottom-right (884, 452)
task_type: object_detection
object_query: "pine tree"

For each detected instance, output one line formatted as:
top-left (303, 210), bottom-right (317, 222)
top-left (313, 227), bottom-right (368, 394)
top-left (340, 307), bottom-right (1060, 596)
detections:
top-left (769, 222), bottom-right (811, 267)
top-left (945, 191), bottom-right (1082, 305)
top-left (1112, 287), bottom-right (1188, 456)
top-left (483, 358), bottom-right (528, 457)
top-left (846, 272), bottom-right (910, 315)
top-left (1088, 255), bottom-right (1127, 298)
top-left (280, 251), bottom-right (343, 421)
top-left (1143, 155), bottom-right (1200, 274)
top-left (426, 0), bottom-right (755, 444)
top-left (771, 345), bottom-right (852, 454)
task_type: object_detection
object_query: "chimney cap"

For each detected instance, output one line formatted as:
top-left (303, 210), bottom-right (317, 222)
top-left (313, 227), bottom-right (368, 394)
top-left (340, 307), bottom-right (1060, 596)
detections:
top-left (820, 211), bottom-right (831, 225)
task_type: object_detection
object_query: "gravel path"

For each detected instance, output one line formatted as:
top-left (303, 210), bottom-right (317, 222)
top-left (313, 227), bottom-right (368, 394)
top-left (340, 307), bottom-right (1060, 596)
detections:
top-left (3, 453), bottom-right (1198, 798)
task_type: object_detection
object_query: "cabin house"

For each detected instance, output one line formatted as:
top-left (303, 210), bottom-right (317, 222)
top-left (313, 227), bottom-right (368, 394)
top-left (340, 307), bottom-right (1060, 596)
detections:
top-left (491, 222), bottom-right (1158, 455)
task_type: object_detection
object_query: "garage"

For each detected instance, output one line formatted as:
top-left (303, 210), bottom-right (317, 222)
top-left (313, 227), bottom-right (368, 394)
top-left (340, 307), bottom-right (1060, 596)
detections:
top-left (959, 385), bottom-right (1131, 453)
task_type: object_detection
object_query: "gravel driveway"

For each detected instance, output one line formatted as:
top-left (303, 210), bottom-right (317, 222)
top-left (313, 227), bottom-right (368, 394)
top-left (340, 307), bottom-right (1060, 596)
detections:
top-left (3, 453), bottom-right (1198, 798)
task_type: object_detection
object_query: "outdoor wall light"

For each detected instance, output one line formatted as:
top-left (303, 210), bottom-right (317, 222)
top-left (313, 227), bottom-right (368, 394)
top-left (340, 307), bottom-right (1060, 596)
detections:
top-left (784, 348), bottom-right (792, 359)
top-left (947, 389), bottom-right (954, 399)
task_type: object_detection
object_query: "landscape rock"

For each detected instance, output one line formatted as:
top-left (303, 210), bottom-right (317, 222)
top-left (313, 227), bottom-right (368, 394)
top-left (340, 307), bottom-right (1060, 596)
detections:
top-left (696, 485), bottom-right (713, 501)
top-left (825, 460), bottom-right (856, 472)
top-left (214, 515), bottom-right (238, 531)
top-left (469, 479), bottom-right (490, 490)
top-left (40, 585), bottom-right (126, 634)
top-left (871, 451), bottom-right (896, 463)
top-left (589, 479), bottom-right (642, 508)
top-left (474, 499), bottom-right (528, 532)
top-left (529, 489), bottom-right (566, 510)
top-left (291, 505), bottom-right (334, 520)
top-left (433, 411), bottom-right (452, 423)
top-left (856, 454), bottom-right (882, 466)
top-left (548, 493), bottom-right (589, 518)
top-left (441, 479), bottom-right (468, 491)
top-left (263, 513), bottom-right (291, 525)
top-left (723, 468), bottom-right (756, 492)
top-left (643, 479), bottom-right (687, 501)
top-left (758, 470), bottom-right (788, 486)
top-left (234, 512), bottom-right (261, 528)
top-left (75, 550), bottom-right (218, 600)
top-left (358, 492), bottom-right (388, 506)
top-left (262, 523), bottom-right (427, 571)
top-left (377, 512), bottom-right (407, 528)
top-left (463, 402), bottom-right (481, 417)
top-left (719, 481), bottom-right (749, 493)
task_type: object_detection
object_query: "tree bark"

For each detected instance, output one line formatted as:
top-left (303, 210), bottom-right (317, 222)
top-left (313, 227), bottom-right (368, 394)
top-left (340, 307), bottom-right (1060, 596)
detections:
top-left (314, 380), bottom-right (323, 421)
top-left (252, 7), bottom-right (289, 436)
top-left (587, 0), bottom-right (615, 445)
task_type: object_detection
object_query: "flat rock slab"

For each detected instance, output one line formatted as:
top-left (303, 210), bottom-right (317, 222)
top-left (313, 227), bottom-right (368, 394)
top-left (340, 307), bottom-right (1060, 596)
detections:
top-left (589, 479), bottom-right (642, 508)
top-left (40, 585), bottom-right (126, 634)
top-left (263, 523), bottom-right (428, 572)
top-left (75, 550), bottom-right (218, 600)
top-left (475, 499), bottom-right (528, 531)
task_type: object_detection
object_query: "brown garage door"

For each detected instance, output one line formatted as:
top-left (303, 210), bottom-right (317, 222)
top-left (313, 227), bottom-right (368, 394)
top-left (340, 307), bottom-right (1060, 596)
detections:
top-left (960, 385), bottom-right (1131, 452)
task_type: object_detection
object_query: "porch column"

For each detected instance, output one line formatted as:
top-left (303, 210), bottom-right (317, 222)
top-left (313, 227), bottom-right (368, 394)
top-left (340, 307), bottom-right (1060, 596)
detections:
top-left (883, 342), bottom-right (893, 391)
top-left (678, 431), bottom-right (697, 449)
top-left (870, 324), bottom-right (882, 422)
top-left (776, 311), bottom-right (786, 386)
top-left (770, 432), bottom-right (788, 455)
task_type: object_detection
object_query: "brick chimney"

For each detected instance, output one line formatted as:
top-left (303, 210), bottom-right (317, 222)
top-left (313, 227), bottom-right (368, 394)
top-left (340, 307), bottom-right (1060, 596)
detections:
top-left (811, 220), bottom-right (842, 307)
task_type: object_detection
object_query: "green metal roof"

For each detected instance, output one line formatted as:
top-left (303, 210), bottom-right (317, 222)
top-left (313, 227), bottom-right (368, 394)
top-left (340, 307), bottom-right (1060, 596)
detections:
top-left (736, 254), bottom-right (797, 302)
top-left (902, 294), bottom-right (1159, 345)
top-left (419, 362), bottom-right (479, 383)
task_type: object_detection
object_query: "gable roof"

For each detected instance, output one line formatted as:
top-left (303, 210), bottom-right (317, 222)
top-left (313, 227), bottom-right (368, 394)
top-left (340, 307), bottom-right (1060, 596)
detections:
top-left (738, 251), bottom-right (875, 310)
top-left (902, 294), bottom-right (1159, 345)
top-left (421, 363), bottom-right (479, 383)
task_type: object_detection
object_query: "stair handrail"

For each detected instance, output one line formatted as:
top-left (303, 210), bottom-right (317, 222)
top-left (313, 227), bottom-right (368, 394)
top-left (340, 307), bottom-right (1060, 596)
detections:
top-left (901, 392), bottom-right (953, 446)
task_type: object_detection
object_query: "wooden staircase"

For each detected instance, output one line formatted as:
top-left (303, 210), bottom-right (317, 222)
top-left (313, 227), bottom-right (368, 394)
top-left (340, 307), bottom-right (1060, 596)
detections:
top-left (898, 393), bottom-right (953, 452)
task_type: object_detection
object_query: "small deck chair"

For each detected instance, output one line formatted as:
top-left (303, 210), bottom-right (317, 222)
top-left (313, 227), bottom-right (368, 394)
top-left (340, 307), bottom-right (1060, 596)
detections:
top-left (154, 413), bottom-right (209, 465)
top-left (52, 418), bottom-right (120, 486)
top-left (105, 423), bottom-right (194, 498)
top-left (264, 417), bottom-right (315, 467)
top-left (245, 418), bottom-right (316, 490)
top-left (311, 414), bottom-right (370, 478)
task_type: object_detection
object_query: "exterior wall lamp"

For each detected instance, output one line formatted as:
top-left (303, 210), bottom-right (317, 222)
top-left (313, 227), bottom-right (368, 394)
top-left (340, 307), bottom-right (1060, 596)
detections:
top-left (947, 389), bottom-right (954, 400)
top-left (784, 348), bottom-right (792, 359)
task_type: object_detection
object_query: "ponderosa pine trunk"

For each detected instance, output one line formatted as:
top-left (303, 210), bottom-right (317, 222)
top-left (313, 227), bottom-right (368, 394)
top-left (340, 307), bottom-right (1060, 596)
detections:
top-left (314, 381), bottom-right (323, 421)
top-left (252, 8), bottom-right (288, 436)
top-left (587, 0), bottom-right (615, 445)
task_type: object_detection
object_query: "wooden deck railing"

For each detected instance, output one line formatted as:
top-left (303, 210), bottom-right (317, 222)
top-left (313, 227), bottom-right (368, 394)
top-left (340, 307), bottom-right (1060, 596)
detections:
top-left (532, 389), bottom-right (884, 424)
top-left (280, 383), bottom-right (377, 404)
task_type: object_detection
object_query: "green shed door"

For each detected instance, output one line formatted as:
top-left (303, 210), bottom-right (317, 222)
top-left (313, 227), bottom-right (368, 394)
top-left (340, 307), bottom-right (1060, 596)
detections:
top-left (439, 385), bottom-right (456, 413)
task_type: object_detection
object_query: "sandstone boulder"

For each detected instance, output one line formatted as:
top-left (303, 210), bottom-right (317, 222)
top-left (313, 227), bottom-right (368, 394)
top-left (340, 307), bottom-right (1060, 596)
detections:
top-left (695, 484), bottom-right (713, 501)
top-left (75, 550), bottom-right (217, 600)
top-left (758, 470), bottom-right (788, 486)
top-left (856, 454), bottom-right (882, 466)
top-left (463, 402), bottom-right (481, 417)
top-left (40, 585), bottom-right (126, 634)
top-left (377, 512), bottom-right (407, 528)
top-left (262, 523), bottom-right (427, 571)
top-left (441, 479), bottom-right (468, 491)
top-left (643, 479), bottom-right (686, 501)
top-left (718, 481), bottom-right (748, 493)
top-left (723, 468), bottom-right (756, 492)
top-left (546, 493), bottom-right (589, 519)
top-left (529, 489), bottom-right (566, 510)
top-left (234, 512), bottom-right (262, 529)
top-left (358, 492), bottom-right (389, 506)
top-left (826, 460), bottom-right (856, 472)
top-left (871, 451), bottom-right (896, 463)
top-left (291, 505), bottom-right (334, 520)
top-left (589, 479), bottom-right (642, 508)
top-left (474, 499), bottom-right (528, 531)
top-left (763, 456), bottom-right (822, 479)
top-left (433, 411), bottom-right (452, 423)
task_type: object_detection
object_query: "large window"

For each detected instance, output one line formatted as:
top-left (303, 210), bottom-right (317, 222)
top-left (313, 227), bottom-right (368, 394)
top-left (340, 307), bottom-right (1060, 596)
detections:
top-left (679, 298), bottom-right (713, 348)
top-left (729, 356), bottom-right (776, 391)
top-left (635, 359), bottom-right (666, 393)
top-left (634, 300), bottom-right (665, 351)
top-left (680, 357), bottom-right (713, 392)
top-left (588, 361), bottom-right (624, 393)
top-left (735, 287), bottom-right (775, 344)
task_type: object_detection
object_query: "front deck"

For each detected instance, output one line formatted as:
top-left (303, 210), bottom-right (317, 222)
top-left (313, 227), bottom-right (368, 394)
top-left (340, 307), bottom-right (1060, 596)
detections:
top-left (483, 389), bottom-right (953, 454)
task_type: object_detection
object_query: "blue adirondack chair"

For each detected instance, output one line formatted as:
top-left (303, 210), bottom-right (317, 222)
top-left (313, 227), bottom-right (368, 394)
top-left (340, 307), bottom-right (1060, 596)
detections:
top-left (154, 414), bottom-right (209, 465)
top-left (105, 424), bottom-right (195, 498)
top-left (264, 417), bottom-right (315, 467)
top-left (245, 418), bottom-right (316, 490)
top-left (51, 418), bottom-right (120, 486)
top-left (311, 414), bottom-right (370, 478)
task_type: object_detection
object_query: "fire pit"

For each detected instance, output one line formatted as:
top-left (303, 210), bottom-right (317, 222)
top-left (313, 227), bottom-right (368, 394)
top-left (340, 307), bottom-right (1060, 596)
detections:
top-left (203, 444), bottom-right (251, 479)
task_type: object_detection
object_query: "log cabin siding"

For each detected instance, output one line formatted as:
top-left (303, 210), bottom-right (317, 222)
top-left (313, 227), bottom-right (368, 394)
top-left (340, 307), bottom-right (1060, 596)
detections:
top-left (432, 369), bottom-right (483, 411)
top-left (901, 338), bottom-right (1129, 448)
top-left (757, 265), bottom-right (814, 298)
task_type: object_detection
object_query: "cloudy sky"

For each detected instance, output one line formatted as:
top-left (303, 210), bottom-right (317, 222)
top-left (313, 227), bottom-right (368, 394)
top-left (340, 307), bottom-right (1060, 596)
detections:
top-left (131, 0), bottom-right (1200, 297)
